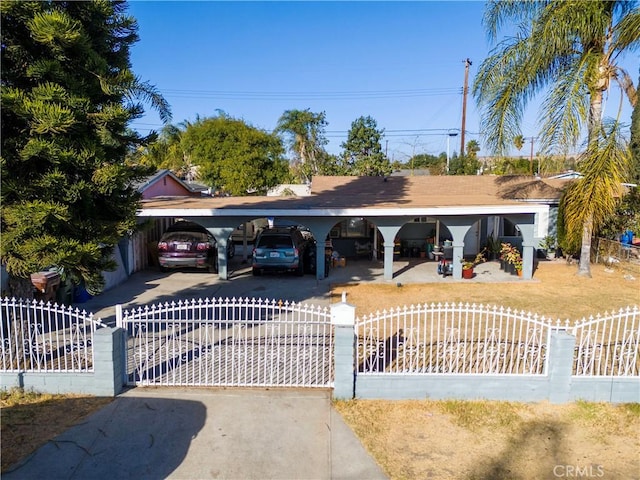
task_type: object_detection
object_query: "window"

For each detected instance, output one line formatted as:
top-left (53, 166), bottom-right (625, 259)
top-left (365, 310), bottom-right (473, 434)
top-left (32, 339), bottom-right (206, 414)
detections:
top-left (502, 219), bottom-right (521, 237)
top-left (339, 218), bottom-right (368, 238)
top-left (411, 217), bottom-right (435, 223)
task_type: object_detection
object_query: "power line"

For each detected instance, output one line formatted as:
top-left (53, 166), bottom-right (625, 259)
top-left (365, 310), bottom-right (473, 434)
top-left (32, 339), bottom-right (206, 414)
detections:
top-left (158, 87), bottom-right (462, 100)
top-left (131, 124), bottom-right (480, 139)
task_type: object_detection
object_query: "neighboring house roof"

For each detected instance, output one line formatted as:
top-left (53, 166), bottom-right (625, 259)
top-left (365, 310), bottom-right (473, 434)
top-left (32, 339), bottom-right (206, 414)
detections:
top-left (135, 170), bottom-right (204, 199)
top-left (549, 170), bottom-right (583, 180)
top-left (267, 184), bottom-right (312, 196)
top-left (391, 169), bottom-right (432, 176)
top-left (184, 180), bottom-right (211, 194)
top-left (139, 175), bottom-right (569, 212)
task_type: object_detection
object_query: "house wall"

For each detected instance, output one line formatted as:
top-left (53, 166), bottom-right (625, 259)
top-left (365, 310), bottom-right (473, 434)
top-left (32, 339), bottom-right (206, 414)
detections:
top-left (102, 246), bottom-right (128, 291)
top-left (141, 176), bottom-right (192, 199)
top-left (267, 184), bottom-right (311, 196)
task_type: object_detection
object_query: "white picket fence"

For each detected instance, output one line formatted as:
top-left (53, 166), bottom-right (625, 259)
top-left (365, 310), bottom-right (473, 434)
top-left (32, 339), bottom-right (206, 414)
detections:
top-left (571, 306), bottom-right (640, 376)
top-left (0, 297), bottom-right (105, 372)
top-left (356, 302), bottom-right (640, 377)
top-left (116, 297), bottom-right (334, 388)
top-left (2, 297), bottom-right (638, 388)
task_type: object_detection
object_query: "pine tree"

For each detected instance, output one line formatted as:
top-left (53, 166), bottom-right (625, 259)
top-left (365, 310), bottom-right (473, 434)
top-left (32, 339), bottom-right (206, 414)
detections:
top-left (1, 0), bottom-right (171, 294)
top-left (341, 116), bottom-right (391, 176)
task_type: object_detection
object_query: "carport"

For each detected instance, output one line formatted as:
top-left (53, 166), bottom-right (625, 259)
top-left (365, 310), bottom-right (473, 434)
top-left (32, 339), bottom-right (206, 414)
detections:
top-left (137, 175), bottom-right (565, 281)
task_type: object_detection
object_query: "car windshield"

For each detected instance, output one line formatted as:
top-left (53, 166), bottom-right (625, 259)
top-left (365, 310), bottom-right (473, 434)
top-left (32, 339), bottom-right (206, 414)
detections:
top-left (257, 235), bottom-right (294, 249)
top-left (162, 232), bottom-right (209, 242)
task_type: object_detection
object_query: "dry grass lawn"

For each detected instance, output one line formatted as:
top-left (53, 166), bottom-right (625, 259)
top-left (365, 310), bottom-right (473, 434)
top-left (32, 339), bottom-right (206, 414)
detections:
top-left (1, 389), bottom-right (112, 472)
top-left (330, 261), bottom-right (639, 321)
top-left (331, 260), bottom-right (640, 480)
top-left (334, 399), bottom-right (640, 480)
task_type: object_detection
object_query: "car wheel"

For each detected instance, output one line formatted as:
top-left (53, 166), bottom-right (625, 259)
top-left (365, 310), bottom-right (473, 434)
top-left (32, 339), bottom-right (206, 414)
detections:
top-left (159, 265), bottom-right (168, 273)
top-left (252, 267), bottom-right (262, 276)
top-left (296, 259), bottom-right (304, 276)
top-left (305, 251), bottom-right (316, 274)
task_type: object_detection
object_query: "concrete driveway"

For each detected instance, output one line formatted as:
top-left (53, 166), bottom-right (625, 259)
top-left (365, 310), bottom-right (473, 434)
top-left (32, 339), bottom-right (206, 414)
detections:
top-left (4, 388), bottom-right (387, 480)
top-left (80, 246), bottom-right (514, 326)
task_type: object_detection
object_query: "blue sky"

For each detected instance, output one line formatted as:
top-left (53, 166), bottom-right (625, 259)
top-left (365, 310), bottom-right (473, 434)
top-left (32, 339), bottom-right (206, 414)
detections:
top-left (126, 1), bottom-right (637, 161)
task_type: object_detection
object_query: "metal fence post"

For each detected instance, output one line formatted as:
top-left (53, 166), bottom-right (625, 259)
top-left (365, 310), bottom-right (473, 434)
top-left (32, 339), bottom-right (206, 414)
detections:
top-left (115, 304), bottom-right (123, 328)
top-left (331, 292), bottom-right (356, 400)
top-left (114, 304), bottom-right (128, 387)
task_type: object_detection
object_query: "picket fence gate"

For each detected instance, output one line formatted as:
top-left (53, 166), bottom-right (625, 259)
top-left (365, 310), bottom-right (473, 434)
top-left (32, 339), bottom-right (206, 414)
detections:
top-left (115, 297), bottom-right (334, 388)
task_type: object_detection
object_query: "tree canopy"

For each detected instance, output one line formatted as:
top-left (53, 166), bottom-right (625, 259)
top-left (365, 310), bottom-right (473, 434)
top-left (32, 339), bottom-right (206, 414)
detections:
top-left (340, 116), bottom-right (391, 176)
top-left (399, 152), bottom-right (446, 175)
top-left (1, 0), bottom-right (171, 293)
top-left (141, 115), bottom-right (290, 196)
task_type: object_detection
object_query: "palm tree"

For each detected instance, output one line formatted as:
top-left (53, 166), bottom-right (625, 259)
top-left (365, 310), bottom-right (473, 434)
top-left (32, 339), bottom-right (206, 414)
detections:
top-left (473, 0), bottom-right (639, 277)
top-left (514, 135), bottom-right (525, 152)
top-left (466, 139), bottom-right (481, 158)
top-left (275, 109), bottom-right (329, 182)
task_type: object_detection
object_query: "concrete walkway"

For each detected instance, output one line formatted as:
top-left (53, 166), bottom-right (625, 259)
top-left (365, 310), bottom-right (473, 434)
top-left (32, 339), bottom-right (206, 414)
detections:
top-left (4, 388), bottom-right (387, 480)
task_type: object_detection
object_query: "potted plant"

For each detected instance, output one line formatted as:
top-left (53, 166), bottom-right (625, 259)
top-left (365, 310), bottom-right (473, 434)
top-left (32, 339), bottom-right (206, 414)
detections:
top-left (499, 242), bottom-right (513, 270)
top-left (485, 234), bottom-right (500, 261)
top-left (460, 250), bottom-right (486, 279)
top-left (503, 245), bottom-right (522, 275)
top-left (539, 235), bottom-right (556, 259)
top-left (514, 257), bottom-right (523, 276)
top-left (460, 259), bottom-right (475, 279)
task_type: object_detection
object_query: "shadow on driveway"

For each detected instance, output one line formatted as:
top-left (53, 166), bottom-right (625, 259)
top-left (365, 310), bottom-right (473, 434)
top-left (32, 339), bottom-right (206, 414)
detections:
top-left (3, 394), bottom-right (206, 480)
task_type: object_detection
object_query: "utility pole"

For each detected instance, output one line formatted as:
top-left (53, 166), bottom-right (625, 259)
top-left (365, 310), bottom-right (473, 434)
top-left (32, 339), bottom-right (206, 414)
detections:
top-left (529, 137), bottom-right (535, 175)
top-left (460, 58), bottom-right (472, 156)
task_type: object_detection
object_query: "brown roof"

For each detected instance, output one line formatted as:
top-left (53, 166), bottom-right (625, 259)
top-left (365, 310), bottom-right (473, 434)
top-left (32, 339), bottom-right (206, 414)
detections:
top-left (140, 175), bottom-right (569, 211)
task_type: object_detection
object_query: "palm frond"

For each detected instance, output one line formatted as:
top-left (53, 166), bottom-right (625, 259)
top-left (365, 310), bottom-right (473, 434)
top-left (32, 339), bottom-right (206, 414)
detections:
top-left (482, 0), bottom-right (543, 42)
top-left (538, 58), bottom-right (590, 154)
top-left (561, 119), bottom-right (630, 245)
top-left (127, 76), bottom-right (172, 124)
top-left (610, 6), bottom-right (640, 56)
top-left (473, 32), bottom-right (537, 154)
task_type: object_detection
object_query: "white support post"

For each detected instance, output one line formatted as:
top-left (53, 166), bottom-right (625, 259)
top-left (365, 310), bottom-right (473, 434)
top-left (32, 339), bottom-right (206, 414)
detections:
top-left (331, 293), bottom-right (356, 399)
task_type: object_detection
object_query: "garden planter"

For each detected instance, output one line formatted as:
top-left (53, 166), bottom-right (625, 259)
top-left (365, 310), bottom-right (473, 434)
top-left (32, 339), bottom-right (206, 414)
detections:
top-left (462, 268), bottom-right (474, 279)
top-left (517, 269), bottom-right (523, 277)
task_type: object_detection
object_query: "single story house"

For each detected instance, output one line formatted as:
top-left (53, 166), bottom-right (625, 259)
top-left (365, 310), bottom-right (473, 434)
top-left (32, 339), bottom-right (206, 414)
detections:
top-left (135, 175), bottom-right (569, 281)
top-left (135, 169), bottom-right (208, 199)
